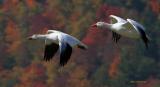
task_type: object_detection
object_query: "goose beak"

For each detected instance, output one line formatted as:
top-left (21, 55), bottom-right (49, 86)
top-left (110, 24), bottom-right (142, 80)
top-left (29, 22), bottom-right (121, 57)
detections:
top-left (27, 36), bottom-right (33, 40)
top-left (91, 24), bottom-right (97, 27)
top-left (91, 24), bottom-right (97, 30)
top-left (91, 24), bottom-right (97, 28)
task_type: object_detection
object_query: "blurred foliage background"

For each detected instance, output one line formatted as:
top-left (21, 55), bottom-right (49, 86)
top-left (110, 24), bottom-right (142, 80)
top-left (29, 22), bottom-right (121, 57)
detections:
top-left (0, 0), bottom-right (160, 87)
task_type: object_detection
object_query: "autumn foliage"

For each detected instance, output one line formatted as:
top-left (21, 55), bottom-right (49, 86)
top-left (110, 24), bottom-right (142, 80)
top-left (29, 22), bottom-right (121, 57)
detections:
top-left (0, 0), bottom-right (159, 87)
top-left (5, 20), bottom-right (22, 55)
top-left (149, 0), bottom-right (160, 14)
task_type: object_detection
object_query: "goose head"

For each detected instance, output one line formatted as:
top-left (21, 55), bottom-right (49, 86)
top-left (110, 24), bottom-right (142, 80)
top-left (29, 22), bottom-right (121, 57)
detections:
top-left (91, 22), bottom-right (110, 29)
top-left (28, 34), bottom-right (39, 40)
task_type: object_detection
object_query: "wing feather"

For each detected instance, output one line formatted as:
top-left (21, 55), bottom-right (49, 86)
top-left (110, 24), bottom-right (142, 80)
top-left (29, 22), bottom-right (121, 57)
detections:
top-left (127, 19), bottom-right (150, 48)
top-left (44, 43), bottom-right (59, 61)
top-left (59, 42), bottom-right (72, 66)
top-left (110, 15), bottom-right (127, 24)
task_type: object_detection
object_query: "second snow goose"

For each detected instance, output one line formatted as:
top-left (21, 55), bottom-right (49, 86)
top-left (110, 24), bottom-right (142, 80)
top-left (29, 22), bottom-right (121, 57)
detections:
top-left (28, 30), bottom-right (88, 66)
top-left (92, 15), bottom-right (150, 48)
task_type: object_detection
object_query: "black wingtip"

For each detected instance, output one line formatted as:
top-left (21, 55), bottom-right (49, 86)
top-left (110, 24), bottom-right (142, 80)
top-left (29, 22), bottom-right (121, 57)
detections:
top-left (59, 62), bottom-right (67, 67)
top-left (143, 36), bottom-right (150, 49)
top-left (44, 43), bottom-right (59, 61)
top-left (137, 28), bottom-right (150, 49)
top-left (59, 43), bottom-right (72, 66)
top-left (134, 23), bottom-right (150, 49)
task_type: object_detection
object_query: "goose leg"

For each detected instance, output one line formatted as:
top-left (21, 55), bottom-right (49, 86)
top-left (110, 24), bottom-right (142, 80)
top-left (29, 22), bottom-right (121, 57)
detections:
top-left (112, 32), bottom-right (121, 43)
top-left (112, 32), bottom-right (116, 42)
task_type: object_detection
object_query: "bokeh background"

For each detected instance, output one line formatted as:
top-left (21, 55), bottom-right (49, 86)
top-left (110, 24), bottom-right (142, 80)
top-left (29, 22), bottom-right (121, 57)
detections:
top-left (0, 0), bottom-right (160, 87)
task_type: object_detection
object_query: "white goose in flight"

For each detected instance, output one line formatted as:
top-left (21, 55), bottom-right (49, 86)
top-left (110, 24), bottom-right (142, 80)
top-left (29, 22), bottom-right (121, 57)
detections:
top-left (28, 30), bottom-right (88, 66)
top-left (92, 15), bottom-right (150, 48)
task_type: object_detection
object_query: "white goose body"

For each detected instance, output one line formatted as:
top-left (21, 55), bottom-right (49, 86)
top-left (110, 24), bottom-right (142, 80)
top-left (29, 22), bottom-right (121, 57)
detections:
top-left (109, 15), bottom-right (142, 39)
top-left (111, 21), bottom-right (140, 39)
top-left (92, 15), bottom-right (150, 48)
top-left (46, 33), bottom-right (59, 44)
top-left (46, 30), bottom-right (83, 47)
top-left (28, 30), bottom-right (87, 66)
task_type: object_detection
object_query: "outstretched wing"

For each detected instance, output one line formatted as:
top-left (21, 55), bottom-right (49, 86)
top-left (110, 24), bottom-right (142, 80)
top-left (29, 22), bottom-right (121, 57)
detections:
top-left (127, 19), bottom-right (145, 31)
top-left (59, 42), bottom-right (72, 66)
top-left (109, 15), bottom-right (127, 24)
top-left (44, 43), bottom-right (59, 61)
top-left (58, 34), bottom-right (73, 66)
top-left (47, 30), bottom-right (62, 34)
top-left (127, 19), bottom-right (150, 48)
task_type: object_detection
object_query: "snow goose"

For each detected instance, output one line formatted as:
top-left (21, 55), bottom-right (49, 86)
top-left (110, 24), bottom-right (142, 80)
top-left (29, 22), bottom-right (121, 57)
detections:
top-left (28, 30), bottom-right (88, 66)
top-left (92, 15), bottom-right (150, 48)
